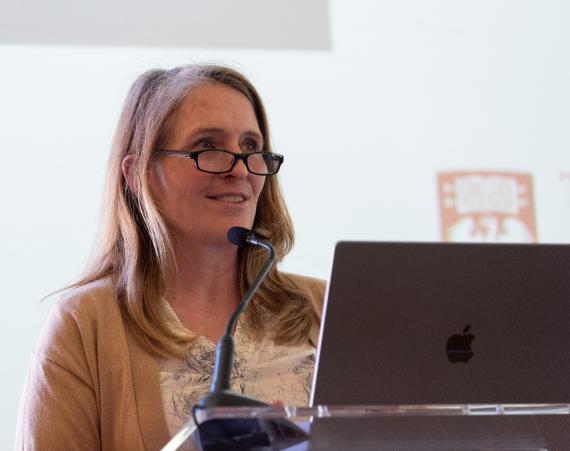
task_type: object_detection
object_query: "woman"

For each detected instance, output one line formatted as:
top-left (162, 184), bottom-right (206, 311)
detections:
top-left (16, 65), bottom-right (325, 450)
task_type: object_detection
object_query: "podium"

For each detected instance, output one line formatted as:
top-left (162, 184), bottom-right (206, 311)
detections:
top-left (162, 403), bottom-right (570, 450)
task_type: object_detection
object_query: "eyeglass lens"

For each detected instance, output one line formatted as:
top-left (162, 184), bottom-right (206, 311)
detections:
top-left (197, 151), bottom-right (279, 174)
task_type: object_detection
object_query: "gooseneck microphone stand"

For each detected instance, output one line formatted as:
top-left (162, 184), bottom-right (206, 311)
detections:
top-left (193, 227), bottom-right (308, 450)
top-left (199, 227), bottom-right (276, 408)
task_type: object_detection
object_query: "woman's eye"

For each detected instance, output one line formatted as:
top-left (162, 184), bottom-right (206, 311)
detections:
top-left (195, 139), bottom-right (216, 150)
top-left (243, 140), bottom-right (260, 152)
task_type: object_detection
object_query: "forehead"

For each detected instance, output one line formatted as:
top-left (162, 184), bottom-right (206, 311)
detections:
top-left (176, 83), bottom-right (257, 124)
top-left (162, 82), bottom-right (263, 149)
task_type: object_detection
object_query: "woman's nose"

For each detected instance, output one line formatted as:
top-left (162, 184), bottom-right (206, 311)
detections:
top-left (226, 155), bottom-right (249, 178)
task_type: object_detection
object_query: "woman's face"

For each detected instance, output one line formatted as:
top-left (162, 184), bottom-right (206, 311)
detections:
top-left (149, 83), bottom-right (266, 246)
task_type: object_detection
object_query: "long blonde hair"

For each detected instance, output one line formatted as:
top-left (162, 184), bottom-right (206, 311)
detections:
top-left (74, 65), bottom-right (315, 356)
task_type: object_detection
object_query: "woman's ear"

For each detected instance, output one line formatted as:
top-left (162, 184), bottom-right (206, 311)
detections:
top-left (122, 154), bottom-right (137, 194)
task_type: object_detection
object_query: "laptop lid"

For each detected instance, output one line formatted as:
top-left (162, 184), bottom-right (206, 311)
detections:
top-left (311, 241), bottom-right (570, 406)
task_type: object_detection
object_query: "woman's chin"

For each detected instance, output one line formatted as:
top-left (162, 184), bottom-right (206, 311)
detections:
top-left (181, 223), bottom-right (255, 247)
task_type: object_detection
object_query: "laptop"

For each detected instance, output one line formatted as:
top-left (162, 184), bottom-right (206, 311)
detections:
top-left (309, 242), bottom-right (570, 450)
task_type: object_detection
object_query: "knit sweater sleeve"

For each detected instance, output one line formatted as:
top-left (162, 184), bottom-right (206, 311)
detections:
top-left (15, 293), bottom-right (101, 450)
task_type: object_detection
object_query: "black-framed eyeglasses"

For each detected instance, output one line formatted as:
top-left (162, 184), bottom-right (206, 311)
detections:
top-left (156, 149), bottom-right (284, 176)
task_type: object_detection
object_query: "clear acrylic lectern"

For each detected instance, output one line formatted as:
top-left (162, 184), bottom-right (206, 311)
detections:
top-left (162, 403), bottom-right (570, 450)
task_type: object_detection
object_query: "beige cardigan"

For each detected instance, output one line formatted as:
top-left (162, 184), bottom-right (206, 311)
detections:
top-left (16, 275), bottom-right (325, 450)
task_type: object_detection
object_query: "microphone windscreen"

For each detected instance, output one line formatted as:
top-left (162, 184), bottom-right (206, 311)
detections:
top-left (227, 226), bottom-right (251, 247)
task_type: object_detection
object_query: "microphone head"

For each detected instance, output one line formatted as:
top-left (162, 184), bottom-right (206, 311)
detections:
top-left (227, 226), bottom-right (252, 248)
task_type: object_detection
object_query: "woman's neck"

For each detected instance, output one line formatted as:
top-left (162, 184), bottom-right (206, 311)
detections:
top-left (164, 237), bottom-right (242, 341)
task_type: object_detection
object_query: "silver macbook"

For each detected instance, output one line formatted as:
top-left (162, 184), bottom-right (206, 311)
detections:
top-left (309, 242), bottom-right (570, 450)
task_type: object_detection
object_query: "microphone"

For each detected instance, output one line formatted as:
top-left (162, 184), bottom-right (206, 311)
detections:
top-left (227, 226), bottom-right (253, 247)
top-left (203, 226), bottom-right (276, 402)
top-left (227, 225), bottom-right (268, 249)
top-left (193, 227), bottom-right (308, 450)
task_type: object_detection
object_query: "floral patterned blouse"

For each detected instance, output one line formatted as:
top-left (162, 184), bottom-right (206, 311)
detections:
top-left (157, 300), bottom-right (316, 437)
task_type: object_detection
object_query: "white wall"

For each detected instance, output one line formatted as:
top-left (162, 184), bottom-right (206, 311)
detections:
top-left (1, 1), bottom-right (570, 447)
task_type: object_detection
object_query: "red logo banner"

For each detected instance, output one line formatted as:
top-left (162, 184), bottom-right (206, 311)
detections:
top-left (438, 171), bottom-right (537, 243)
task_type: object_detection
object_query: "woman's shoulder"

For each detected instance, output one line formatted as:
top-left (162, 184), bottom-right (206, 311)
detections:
top-left (281, 272), bottom-right (326, 293)
top-left (52, 277), bottom-right (117, 314)
top-left (36, 277), bottom-right (121, 360)
top-left (280, 272), bottom-right (327, 316)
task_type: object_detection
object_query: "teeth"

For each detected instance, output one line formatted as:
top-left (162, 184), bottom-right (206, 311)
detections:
top-left (214, 195), bottom-right (244, 203)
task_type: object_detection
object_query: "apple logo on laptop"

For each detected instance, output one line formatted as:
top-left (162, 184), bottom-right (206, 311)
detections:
top-left (446, 325), bottom-right (475, 363)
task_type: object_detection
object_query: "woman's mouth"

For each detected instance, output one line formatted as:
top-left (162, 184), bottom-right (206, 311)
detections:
top-left (206, 193), bottom-right (248, 203)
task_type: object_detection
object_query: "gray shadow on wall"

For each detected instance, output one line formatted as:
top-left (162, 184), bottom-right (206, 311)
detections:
top-left (0, 0), bottom-right (330, 50)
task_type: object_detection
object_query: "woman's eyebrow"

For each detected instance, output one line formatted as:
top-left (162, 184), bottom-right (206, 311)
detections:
top-left (175, 128), bottom-right (226, 147)
top-left (180, 127), bottom-right (263, 146)
top-left (191, 127), bottom-right (226, 136)
top-left (242, 130), bottom-right (264, 143)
